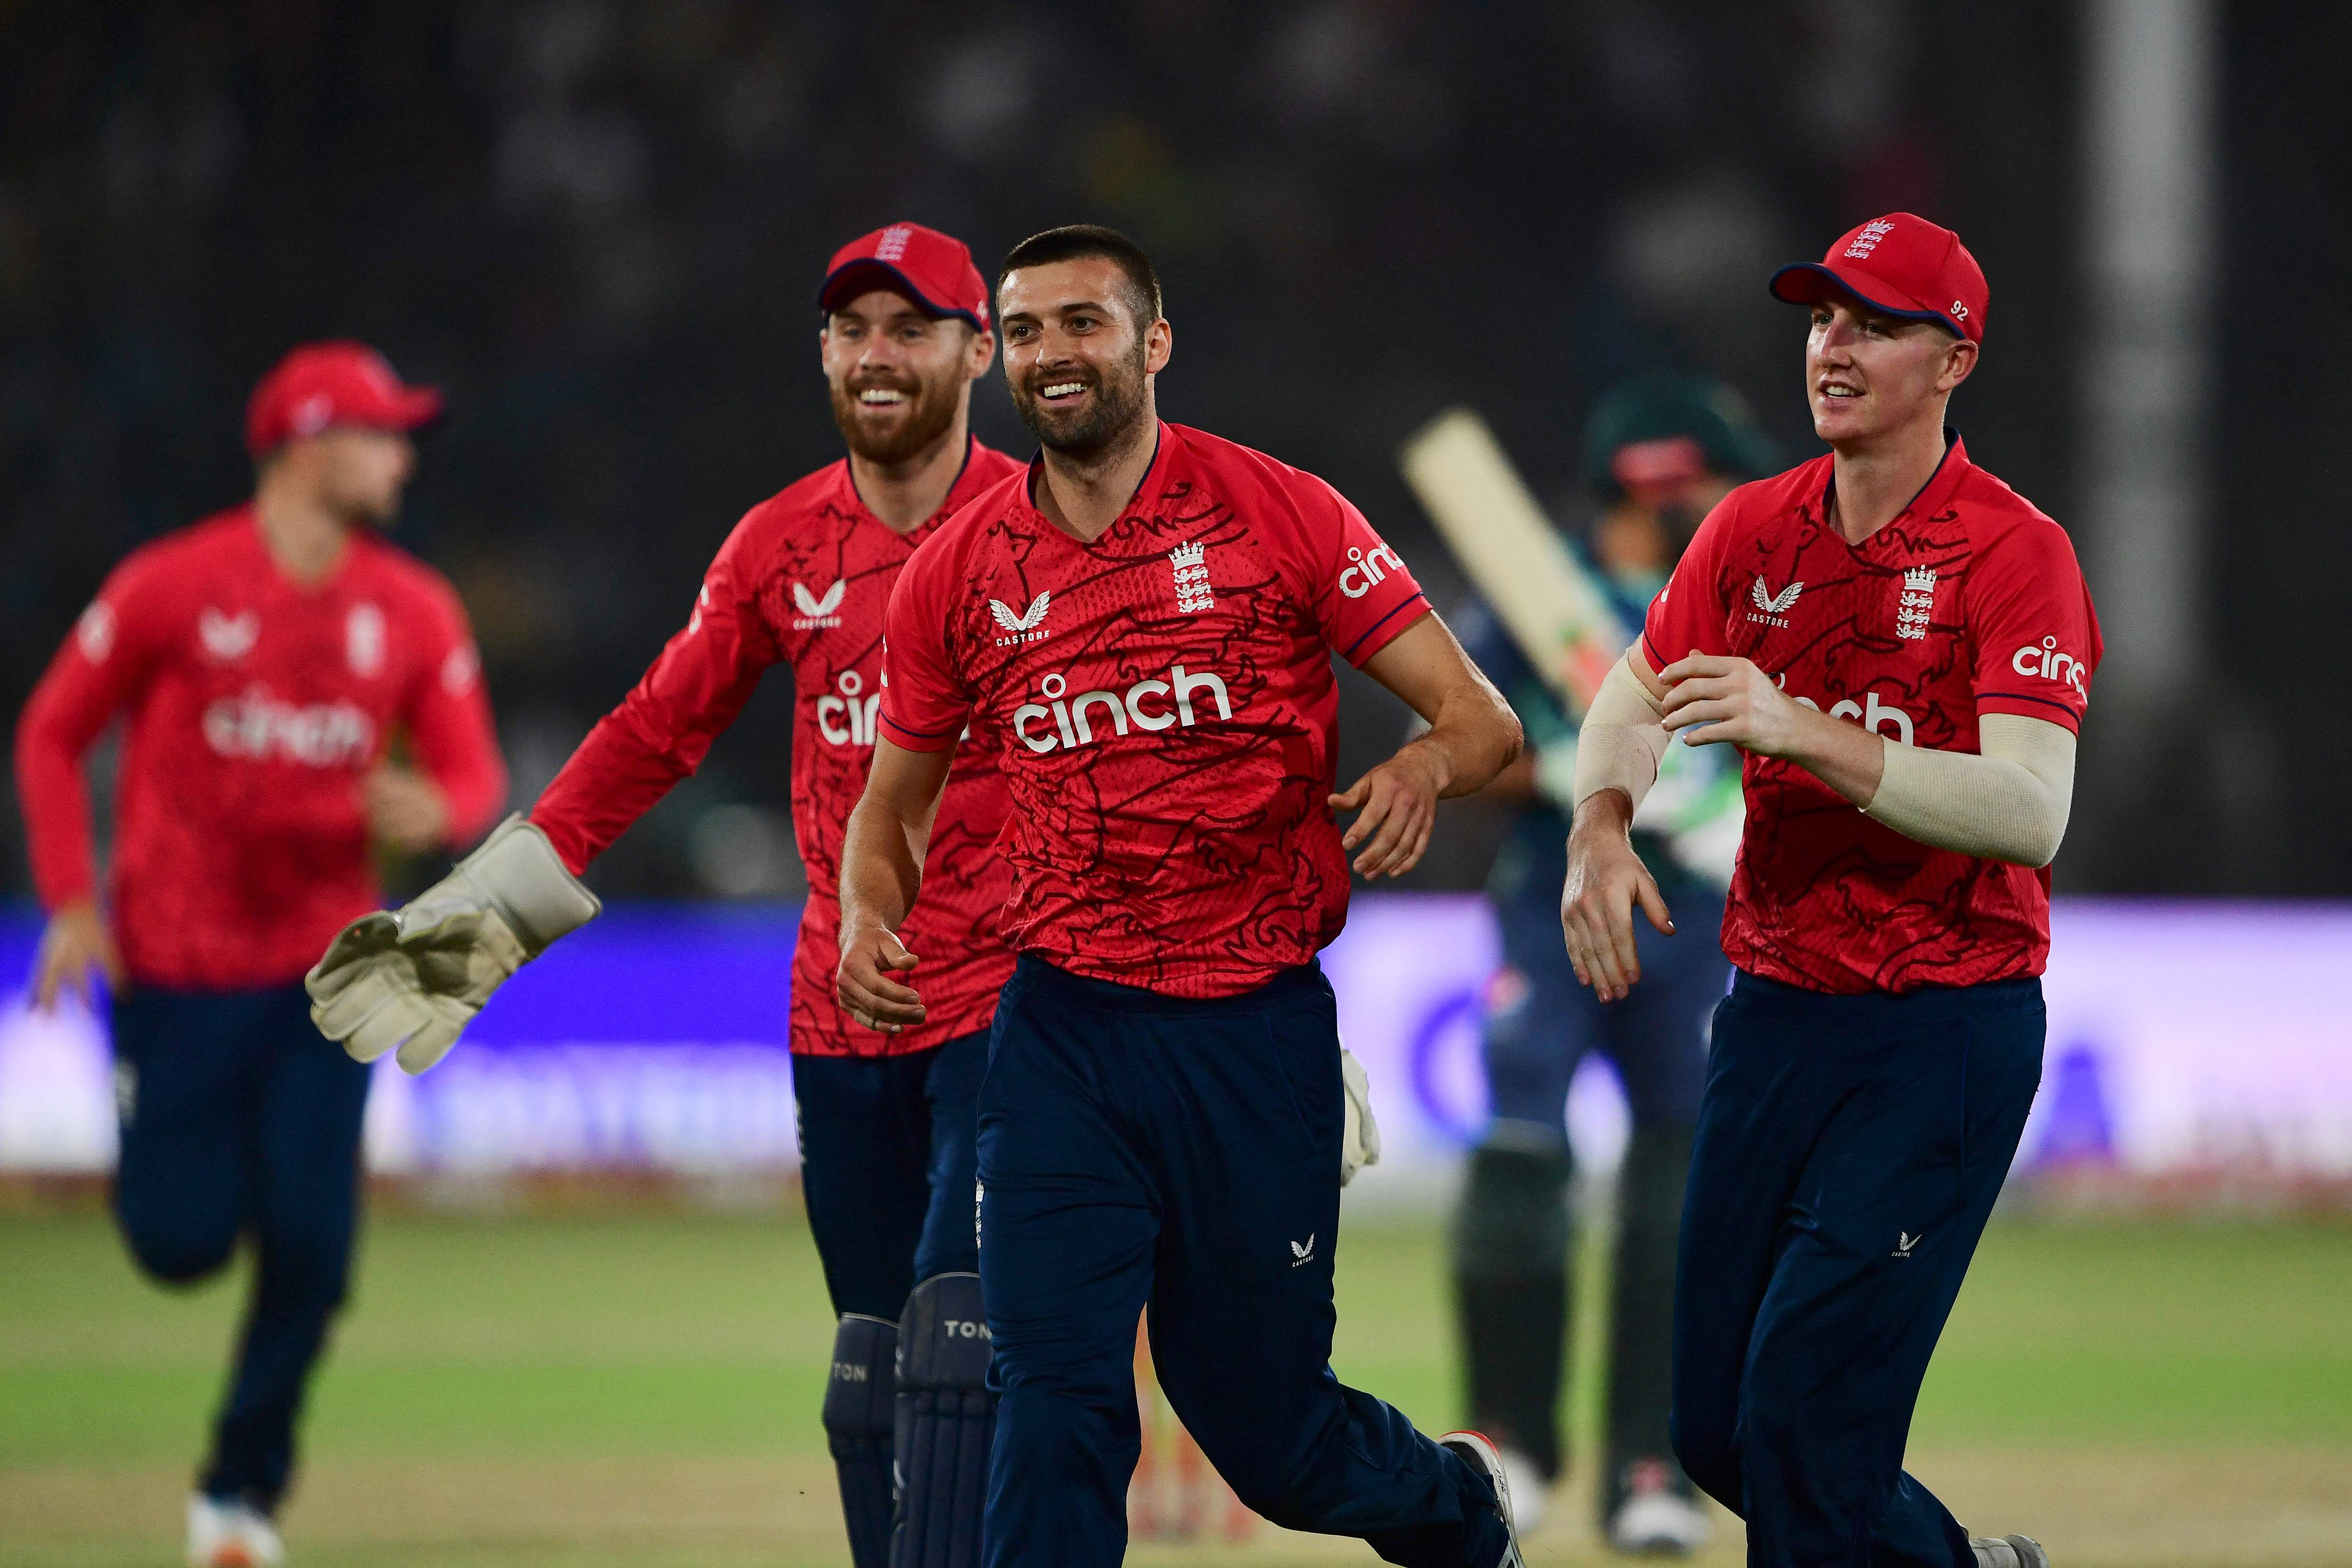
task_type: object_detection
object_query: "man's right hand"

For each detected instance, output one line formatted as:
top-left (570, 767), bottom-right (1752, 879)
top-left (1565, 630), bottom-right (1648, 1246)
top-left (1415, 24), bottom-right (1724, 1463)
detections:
top-left (1561, 789), bottom-right (1674, 1002)
top-left (306, 814), bottom-right (600, 1073)
top-left (836, 923), bottom-right (926, 1034)
top-left (32, 898), bottom-right (126, 1011)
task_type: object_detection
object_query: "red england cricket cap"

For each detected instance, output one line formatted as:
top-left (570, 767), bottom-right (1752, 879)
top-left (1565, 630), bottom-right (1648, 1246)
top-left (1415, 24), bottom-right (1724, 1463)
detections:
top-left (1768, 213), bottom-right (1987, 344)
top-left (818, 223), bottom-right (991, 333)
top-left (245, 341), bottom-right (443, 458)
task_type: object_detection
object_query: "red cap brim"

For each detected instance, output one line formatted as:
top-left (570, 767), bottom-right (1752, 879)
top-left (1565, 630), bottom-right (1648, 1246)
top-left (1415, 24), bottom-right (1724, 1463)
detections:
top-left (1768, 262), bottom-right (1964, 338)
top-left (385, 386), bottom-right (445, 432)
top-left (817, 259), bottom-right (986, 333)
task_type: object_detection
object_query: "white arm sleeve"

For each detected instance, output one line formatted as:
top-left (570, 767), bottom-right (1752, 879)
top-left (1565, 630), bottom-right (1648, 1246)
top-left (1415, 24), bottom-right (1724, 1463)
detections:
top-left (1861, 714), bottom-right (2077, 867)
top-left (1570, 654), bottom-right (1672, 813)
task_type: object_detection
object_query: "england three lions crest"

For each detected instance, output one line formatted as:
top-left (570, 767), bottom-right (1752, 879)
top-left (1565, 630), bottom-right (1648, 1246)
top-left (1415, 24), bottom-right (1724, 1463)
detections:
top-left (1896, 565), bottom-right (1936, 641)
top-left (1168, 541), bottom-right (1214, 615)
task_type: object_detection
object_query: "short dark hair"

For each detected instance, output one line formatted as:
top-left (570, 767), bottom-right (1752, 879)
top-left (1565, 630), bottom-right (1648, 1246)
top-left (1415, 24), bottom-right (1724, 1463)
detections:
top-left (996, 224), bottom-right (1163, 329)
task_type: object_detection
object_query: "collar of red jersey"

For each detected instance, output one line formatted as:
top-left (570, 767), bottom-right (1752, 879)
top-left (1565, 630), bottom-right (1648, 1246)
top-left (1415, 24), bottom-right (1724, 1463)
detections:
top-left (1820, 426), bottom-right (1969, 541)
top-left (837, 432), bottom-right (987, 533)
top-left (1019, 420), bottom-right (1172, 540)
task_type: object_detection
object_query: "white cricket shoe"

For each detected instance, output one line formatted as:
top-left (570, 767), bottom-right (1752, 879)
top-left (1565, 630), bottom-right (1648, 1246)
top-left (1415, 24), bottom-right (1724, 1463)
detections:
top-left (1608, 1459), bottom-right (1712, 1555)
top-left (1969, 1534), bottom-right (2050, 1568)
top-left (1438, 1430), bottom-right (1526, 1568)
top-left (186, 1492), bottom-right (284, 1568)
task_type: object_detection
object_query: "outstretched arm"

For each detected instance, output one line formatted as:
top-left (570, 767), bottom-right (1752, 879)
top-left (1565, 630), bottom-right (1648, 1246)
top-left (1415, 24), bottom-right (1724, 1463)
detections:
top-left (836, 738), bottom-right (957, 1033)
top-left (1334, 612), bottom-right (1524, 879)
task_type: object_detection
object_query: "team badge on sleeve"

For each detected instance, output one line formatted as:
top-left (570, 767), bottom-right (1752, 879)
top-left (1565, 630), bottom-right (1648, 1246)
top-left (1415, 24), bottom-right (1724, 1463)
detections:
top-left (76, 601), bottom-right (116, 663)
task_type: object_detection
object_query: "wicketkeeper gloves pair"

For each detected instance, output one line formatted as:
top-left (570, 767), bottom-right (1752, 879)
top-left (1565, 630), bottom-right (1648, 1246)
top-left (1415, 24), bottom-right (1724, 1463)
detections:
top-left (305, 814), bottom-right (601, 1074)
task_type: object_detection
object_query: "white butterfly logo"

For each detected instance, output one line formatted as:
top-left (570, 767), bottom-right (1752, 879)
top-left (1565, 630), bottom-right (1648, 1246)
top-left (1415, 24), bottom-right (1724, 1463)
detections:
top-left (793, 580), bottom-right (846, 618)
top-left (1750, 576), bottom-right (1803, 615)
top-left (1290, 1234), bottom-right (1314, 1260)
top-left (989, 591), bottom-right (1052, 633)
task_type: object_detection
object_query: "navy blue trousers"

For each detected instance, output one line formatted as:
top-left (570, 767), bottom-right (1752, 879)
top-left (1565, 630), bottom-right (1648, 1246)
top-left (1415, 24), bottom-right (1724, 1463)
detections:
top-left (791, 1032), bottom-right (988, 1321)
top-left (1481, 875), bottom-right (1720, 1135)
top-left (978, 956), bottom-right (1506, 1568)
top-left (1671, 972), bottom-right (2045, 1568)
top-left (109, 982), bottom-right (373, 1512)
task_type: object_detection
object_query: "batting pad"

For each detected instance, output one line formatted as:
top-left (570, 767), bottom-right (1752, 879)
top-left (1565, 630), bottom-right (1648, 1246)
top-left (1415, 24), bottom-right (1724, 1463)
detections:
top-left (823, 1312), bottom-right (898, 1568)
top-left (892, 1272), bottom-right (994, 1568)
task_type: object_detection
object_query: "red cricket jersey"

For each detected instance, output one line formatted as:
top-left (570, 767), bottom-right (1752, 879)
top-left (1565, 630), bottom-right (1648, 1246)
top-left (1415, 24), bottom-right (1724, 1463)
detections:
top-left (530, 439), bottom-right (1021, 1056)
top-left (1641, 434), bottom-right (2102, 994)
top-left (880, 422), bottom-right (1432, 1000)
top-left (15, 506), bottom-right (508, 990)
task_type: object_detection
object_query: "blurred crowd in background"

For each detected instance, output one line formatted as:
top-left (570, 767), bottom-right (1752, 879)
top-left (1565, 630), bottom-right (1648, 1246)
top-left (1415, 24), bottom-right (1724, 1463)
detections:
top-left (2, 0), bottom-right (2342, 900)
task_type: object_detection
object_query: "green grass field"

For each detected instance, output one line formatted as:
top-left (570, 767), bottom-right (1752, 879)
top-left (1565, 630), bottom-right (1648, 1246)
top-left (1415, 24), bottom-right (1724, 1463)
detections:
top-left (4, 1205), bottom-right (2349, 1566)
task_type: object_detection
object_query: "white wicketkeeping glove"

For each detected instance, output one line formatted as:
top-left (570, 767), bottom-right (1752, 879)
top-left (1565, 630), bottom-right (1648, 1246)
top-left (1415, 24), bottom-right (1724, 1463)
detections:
top-left (1340, 1044), bottom-right (1383, 1186)
top-left (305, 814), bottom-right (601, 1075)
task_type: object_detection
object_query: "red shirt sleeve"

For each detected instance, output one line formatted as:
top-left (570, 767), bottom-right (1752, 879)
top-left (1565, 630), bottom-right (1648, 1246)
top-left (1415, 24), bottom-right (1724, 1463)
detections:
top-left (1967, 518), bottom-right (2102, 735)
top-left (1303, 480), bottom-right (1430, 666)
top-left (530, 516), bottom-right (783, 874)
top-left (12, 554), bottom-right (173, 911)
top-left (1641, 491), bottom-right (1739, 673)
top-left (877, 541), bottom-right (971, 753)
top-left (401, 579), bottom-right (509, 848)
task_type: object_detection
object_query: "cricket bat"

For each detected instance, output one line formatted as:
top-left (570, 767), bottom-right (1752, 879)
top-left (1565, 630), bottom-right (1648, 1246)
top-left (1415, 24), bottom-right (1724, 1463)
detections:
top-left (1399, 408), bottom-right (1629, 715)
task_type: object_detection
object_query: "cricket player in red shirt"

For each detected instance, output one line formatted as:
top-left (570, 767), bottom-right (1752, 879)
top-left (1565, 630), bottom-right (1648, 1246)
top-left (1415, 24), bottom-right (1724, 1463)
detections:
top-left (14, 341), bottom-right (507, 1568)
top-left (1562, 215), bottom-right (2100, 1568)
top-left (302, 224), bottom-right (1020, 1568)
top-left (837, 225), bottom-right (1530, 1568)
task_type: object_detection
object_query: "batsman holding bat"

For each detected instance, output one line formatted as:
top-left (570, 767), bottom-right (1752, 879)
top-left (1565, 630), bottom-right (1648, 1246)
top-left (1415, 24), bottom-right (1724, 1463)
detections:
top-left (1563, 213), bottom-right (2097, 1568)
top-left (1434, 376), bottom-right (1772, 1553)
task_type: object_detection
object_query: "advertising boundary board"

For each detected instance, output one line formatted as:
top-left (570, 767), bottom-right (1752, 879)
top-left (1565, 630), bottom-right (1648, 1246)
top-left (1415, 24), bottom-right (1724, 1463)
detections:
top-left (0, 898), bottom-right (2345, 1208)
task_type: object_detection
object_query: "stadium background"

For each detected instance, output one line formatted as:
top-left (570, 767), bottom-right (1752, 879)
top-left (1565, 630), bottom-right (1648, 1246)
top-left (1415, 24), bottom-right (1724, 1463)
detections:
top-left (2, 3), bottom-right (2347, 1566)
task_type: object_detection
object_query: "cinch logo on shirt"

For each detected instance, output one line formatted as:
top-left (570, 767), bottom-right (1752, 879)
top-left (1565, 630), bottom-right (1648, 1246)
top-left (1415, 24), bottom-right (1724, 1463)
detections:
top-left (816, 670), bottom-right (882, 746)
top-left (1783, 680), bottom-right (1916, 746)
top-left (202, 687), bottom-right (376, 767)
top-left (1338, 544), bottom-right (1407, 600)
top-left (2011, 636), bottom-right (2088, 696)
top-left (1012, 664), bottom-right (1234, 754)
